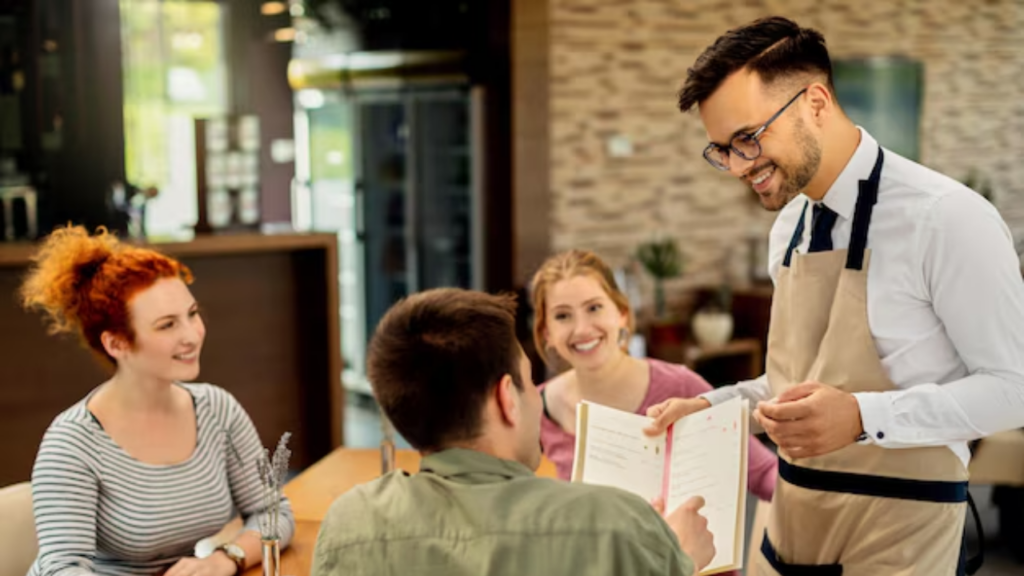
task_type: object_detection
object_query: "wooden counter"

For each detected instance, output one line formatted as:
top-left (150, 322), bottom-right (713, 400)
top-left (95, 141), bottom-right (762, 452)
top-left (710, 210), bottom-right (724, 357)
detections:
top-left (0, 231), bottom-right (342, 268)
top-left (0, 233), bottom-right (343, 486)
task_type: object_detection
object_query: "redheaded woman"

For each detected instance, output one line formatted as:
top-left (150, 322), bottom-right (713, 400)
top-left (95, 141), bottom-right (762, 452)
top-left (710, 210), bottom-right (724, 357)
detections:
top-left (21, 226), bottom-right (293, 576)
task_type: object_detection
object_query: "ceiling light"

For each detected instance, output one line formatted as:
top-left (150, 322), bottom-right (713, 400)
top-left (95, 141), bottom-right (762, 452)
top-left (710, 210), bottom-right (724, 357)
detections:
top-left (273, 27), bottom-right (296, 42)
top-left (261, 2), bottom-right (287, 16)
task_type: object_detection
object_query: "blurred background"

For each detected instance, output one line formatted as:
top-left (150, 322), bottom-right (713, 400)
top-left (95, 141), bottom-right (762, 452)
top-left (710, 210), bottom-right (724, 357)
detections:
top-left (0, 1), bottom-right (1021, 572)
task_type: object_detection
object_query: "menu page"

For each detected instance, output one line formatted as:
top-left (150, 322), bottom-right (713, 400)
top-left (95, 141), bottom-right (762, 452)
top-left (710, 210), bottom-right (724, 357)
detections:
top-left (666, 397), bottom-right (749, 574)
top-left (572, 401), bottom-right (666, 505)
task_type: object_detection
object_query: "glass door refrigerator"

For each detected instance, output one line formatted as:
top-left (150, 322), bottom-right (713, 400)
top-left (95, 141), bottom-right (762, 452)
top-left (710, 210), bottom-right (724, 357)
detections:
top-left (290, 51), bottom-right (484, 395)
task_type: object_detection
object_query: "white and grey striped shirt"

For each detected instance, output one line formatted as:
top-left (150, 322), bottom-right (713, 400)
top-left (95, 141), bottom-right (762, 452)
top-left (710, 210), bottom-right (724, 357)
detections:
top-left (28, 383), bottom-right (295, 576)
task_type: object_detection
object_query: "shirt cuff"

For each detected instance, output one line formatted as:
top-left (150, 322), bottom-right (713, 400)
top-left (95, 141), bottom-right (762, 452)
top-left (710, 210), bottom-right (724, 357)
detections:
top-left (700, 386), bottom-right (739, 406)
top-left (853, 392), bottom-right (892, 446)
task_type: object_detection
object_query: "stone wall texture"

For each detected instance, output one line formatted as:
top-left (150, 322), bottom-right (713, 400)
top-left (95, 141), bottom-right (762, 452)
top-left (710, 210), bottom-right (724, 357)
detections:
top-left (541, 0), bottom-right (1024, 296)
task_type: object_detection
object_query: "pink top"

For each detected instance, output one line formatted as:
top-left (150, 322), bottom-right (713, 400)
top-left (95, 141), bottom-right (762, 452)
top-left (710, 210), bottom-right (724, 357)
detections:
top-left (539, 358), bottom-right (778, 502)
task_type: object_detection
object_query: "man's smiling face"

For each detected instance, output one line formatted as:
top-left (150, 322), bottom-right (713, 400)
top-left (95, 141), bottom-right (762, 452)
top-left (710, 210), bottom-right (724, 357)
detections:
top-left (698, 69), bottom-right (822, 212)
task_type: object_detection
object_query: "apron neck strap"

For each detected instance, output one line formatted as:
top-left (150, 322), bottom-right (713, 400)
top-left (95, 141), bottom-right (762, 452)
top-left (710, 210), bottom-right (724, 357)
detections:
top-left (783, 201), bottom-right (809, 268)
top-left (846, 147), bottom-right (884, 270)
top-left (782, 147), bottom-right (885, 270)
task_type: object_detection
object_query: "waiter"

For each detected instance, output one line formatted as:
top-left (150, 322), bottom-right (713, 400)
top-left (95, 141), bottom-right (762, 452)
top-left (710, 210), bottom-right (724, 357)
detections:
top-left (644, 15), bottom-right (1024, 576)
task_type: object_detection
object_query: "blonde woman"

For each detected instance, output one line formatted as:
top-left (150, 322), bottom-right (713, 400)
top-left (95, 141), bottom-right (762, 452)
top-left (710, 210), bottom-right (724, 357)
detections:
top-left (531, 250), bottom-right (777, 508)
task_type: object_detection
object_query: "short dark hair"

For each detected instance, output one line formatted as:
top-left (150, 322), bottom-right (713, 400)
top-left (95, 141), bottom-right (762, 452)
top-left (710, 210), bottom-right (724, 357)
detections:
top-left (368, 288), bottom-right (524, 452)
top-left (678, 16), bottom-right (834, 112)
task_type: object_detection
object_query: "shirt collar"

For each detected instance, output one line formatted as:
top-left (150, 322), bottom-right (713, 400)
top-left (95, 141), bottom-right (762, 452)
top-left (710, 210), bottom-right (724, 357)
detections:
top-left (819, 127), bottom-right (879, 220)
top-left (420, 448), bottom-right (535, 483)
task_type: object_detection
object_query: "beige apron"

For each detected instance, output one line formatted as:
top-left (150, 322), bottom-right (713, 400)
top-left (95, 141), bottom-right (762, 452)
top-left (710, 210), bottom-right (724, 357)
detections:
top-left (754, 149), bottom-right (976, 576)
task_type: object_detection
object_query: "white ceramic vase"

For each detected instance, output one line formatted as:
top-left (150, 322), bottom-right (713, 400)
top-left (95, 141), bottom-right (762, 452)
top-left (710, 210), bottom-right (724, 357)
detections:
top-left (692, 310), bottom-right (733, 347)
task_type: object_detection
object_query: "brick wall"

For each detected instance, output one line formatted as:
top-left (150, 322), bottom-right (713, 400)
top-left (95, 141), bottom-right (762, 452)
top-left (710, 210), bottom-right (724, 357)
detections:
top-left (519, 0), bottom-right (1024, 302)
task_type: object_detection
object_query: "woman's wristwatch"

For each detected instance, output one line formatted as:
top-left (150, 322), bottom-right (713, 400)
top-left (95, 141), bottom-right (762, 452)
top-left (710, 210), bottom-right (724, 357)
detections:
top-left (215, 543), bottom-right (246, 575)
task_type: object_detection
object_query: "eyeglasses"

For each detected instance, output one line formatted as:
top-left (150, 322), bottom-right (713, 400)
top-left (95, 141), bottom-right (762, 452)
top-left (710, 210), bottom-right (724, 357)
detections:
top-left (703, 88), bottom-right (808, 171)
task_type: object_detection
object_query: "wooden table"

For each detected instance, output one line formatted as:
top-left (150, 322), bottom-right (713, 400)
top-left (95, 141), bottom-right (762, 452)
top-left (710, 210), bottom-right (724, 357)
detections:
top-left (244, 448), bottom-right (559, 574)
top-left (683, 338), bottom-right (763, 386)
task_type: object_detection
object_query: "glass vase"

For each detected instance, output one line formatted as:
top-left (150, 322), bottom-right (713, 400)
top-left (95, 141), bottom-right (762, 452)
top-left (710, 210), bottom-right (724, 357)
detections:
top-left (261, 538), bottom-right (280, 576)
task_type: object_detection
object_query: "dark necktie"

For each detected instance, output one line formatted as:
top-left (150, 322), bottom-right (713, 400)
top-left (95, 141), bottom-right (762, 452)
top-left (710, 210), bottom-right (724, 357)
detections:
top-left (808, 203), bottom-right (838, 253)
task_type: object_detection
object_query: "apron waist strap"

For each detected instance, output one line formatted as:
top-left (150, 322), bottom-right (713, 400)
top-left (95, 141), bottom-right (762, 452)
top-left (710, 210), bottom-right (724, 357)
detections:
top-left (761, 531), bottom-right (843, 576)
top-left (778, 458), bottom-right (968, 503)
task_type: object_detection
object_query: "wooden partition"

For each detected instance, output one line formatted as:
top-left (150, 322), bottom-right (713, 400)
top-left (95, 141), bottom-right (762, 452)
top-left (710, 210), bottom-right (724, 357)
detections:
top-left (0, 233), bottom-right (342, 486)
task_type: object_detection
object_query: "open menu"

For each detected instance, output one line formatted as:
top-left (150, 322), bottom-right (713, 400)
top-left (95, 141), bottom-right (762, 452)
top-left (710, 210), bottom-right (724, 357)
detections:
top-left (571, 396), bottom-right (749, 575)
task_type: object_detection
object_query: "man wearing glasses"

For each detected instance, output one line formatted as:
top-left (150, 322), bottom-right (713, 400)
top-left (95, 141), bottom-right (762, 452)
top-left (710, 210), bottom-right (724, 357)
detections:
top-left (644, 16), bottom-right (1024, 576)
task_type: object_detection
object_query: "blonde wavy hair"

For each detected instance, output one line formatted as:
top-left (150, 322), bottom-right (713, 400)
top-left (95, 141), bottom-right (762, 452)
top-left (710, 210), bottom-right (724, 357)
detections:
top-left (529, 249), bottom-right (635, 365)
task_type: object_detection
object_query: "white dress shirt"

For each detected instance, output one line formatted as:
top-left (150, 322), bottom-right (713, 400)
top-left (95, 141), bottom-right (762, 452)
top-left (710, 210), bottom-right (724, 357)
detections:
top-left (703, 128), bottom-right (1024, 468)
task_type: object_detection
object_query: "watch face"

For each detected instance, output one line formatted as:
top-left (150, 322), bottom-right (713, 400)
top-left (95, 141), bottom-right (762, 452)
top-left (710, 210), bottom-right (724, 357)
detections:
top-left (223, 543), bottom-right (245, 562)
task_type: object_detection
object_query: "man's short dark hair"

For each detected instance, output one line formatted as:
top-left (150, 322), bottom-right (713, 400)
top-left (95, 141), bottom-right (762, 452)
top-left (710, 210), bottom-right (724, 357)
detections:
top-left (368, 288), bottom-right (524, 452)
top-left (678, 16), bottom-right (834, 112)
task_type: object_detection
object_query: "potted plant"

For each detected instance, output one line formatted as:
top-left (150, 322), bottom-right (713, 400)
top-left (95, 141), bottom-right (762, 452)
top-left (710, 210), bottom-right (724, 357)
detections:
top-left (692, 284), bottom-right (734, 348)
top-left (636, 237), bottom-right (684, 350)
top-left (962, 170), bottom-right (1023, 273)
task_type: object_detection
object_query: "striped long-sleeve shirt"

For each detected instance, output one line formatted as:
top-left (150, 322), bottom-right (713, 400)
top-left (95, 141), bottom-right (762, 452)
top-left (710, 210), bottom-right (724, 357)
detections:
top-left (27, 383), bottom-right (295, 576)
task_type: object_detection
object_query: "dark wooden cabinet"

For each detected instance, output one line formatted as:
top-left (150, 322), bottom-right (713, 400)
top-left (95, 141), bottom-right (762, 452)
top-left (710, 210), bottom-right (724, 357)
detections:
top-left (0, 0), bottom-right (126, 233)
top-left (646, 285), bottom-right (774, 386)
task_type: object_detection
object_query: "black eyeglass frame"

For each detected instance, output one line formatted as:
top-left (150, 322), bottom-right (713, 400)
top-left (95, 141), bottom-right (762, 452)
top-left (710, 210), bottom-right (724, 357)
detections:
top-left (702, 87), bottom-right (809, 171)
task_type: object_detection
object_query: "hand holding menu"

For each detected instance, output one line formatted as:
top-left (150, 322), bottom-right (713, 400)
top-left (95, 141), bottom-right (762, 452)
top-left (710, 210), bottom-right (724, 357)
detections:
top-left (570, 397), bottom-right (749, 575)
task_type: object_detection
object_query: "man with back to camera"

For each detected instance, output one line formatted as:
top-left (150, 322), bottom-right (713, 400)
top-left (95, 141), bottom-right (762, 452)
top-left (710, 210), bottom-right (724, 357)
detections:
top-left (310, 287), bottom-right (716, 576)
top-left (644, 15), bottom-right (1024, 576)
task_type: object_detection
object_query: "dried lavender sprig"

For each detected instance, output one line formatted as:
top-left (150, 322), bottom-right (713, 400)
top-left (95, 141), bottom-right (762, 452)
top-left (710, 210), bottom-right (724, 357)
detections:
top-left (256, 448), bottom-right (272, 532)
top-left (277, 433), bottom-right (291, 536)
top-left (256, 448), bottom-right (271, 536)
top-left (254, 432), bottom-right (292, 540)
top-left (270, 432), bottom-right (291, 535)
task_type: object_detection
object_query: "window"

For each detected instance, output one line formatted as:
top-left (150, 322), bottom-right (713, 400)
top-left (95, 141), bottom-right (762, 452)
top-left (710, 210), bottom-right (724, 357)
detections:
top-left (120, 0), bottom-right (227, 239)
